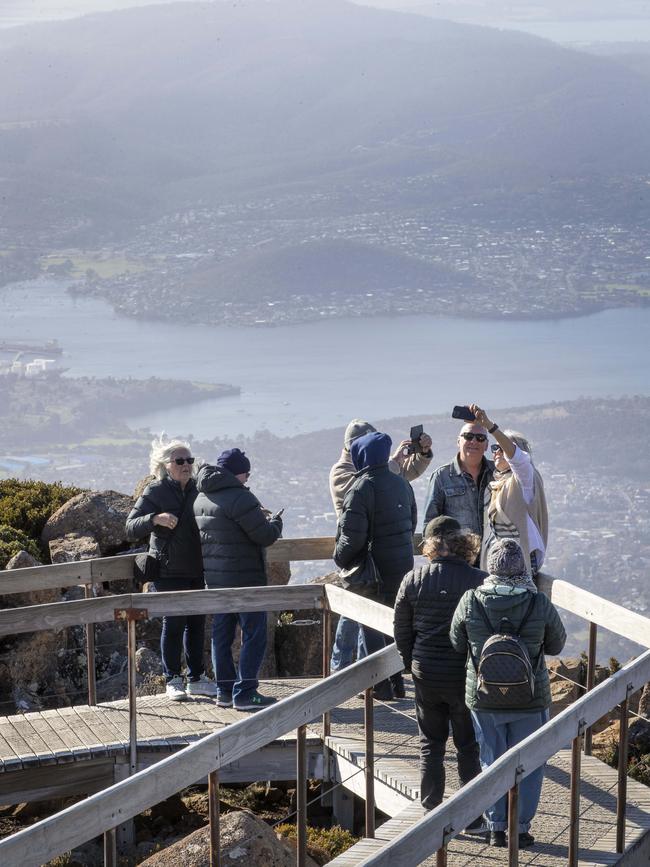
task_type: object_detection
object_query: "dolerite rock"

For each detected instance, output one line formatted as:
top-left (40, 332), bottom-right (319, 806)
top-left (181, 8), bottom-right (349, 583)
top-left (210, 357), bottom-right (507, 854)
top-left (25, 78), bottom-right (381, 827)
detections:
top-left (49, 534), bottom-right (102, 563)
top-left (276, 612), bottom-right (323, 678)
top-left (41, 490), bottom-right (133, 553)
top-left (134, 474), bottom-right (156, 500)
top-left (5, 550), bottom-right (40, 570)
top-left (139, 809), bottom-right (318, 866)
top-left (136, 647), bottom-right (162, 677)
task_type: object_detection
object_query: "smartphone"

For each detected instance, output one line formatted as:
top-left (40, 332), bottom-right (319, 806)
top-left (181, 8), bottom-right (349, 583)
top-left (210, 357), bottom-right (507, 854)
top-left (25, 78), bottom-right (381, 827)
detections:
top-left (409, 424), bottom-right (424, 442)
top-left (274, 508), bottom-right (285, 518)
top-left (452, 405), bottom-right (476, 422)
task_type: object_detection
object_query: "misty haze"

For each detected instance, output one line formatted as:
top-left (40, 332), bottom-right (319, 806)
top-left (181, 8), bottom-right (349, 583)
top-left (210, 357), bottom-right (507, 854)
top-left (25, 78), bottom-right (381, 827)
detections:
top-left (1, 0), bottom-right (650, 861)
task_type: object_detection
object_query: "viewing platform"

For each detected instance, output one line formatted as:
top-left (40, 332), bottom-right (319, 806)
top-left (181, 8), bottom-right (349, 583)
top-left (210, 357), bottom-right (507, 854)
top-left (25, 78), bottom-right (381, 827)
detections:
top-left (0, 540), bottom-right (648, 866)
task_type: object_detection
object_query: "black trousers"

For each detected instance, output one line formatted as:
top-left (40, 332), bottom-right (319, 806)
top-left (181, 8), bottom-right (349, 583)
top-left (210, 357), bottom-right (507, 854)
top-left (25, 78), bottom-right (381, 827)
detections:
top-left (413, 676), bottom-right (481, 810)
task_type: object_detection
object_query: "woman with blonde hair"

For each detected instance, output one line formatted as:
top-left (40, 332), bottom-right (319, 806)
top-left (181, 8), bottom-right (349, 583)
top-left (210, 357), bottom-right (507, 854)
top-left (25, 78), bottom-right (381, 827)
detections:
top-left (470, 405), bottom-right (548, 577)
top-left (126, 435), bottom-right (216, 701)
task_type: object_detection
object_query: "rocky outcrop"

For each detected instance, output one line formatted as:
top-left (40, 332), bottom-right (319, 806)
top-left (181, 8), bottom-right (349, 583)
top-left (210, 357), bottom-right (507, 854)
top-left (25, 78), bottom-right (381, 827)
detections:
top-left (139, 809), bottom-right (317, 867)
top-left (134, 474), bottom-right (156, 500)
top-left (2, 550), bottom-right (58, 608)
top-left (41, 490), bottom-right (133, 554)
top-left (49, 534), bottom-right (102, 563)
top-left (5, 550), bottom-right (40, 570)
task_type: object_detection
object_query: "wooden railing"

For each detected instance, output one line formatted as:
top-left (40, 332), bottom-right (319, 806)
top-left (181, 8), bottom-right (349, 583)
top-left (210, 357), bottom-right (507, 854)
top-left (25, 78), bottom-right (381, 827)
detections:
top-left (0, 539), bottom-right (649, 867)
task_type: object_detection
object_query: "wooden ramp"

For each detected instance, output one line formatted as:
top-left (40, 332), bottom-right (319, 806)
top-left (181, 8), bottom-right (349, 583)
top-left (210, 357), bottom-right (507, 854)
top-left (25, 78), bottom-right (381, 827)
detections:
top-left (0, 678), bottom-right (322, 805)
top-left (326, 682), bottom-right (650, 866)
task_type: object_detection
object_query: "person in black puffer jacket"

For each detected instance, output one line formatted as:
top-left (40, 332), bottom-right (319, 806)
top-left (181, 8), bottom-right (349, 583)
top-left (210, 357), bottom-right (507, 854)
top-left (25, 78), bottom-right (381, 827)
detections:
top-left (126, 436), bottom-right (215, 702)
top-left (334, 431), bottom-right (416, 700)
top-left (194, 448), bottom-right (283, 712)
top-left (394, 516), bottom-right (486, 819)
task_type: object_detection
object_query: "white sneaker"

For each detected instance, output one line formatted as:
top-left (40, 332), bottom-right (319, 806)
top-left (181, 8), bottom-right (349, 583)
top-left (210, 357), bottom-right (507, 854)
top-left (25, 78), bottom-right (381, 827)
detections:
top-left (186, 675), bottom-right (219, 697)
top-left (165, 676), bottom-right (187, 701)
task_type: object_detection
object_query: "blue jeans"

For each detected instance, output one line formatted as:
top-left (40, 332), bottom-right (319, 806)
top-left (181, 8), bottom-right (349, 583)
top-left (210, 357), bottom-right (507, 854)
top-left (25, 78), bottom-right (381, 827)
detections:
top-left (211, 611), bottom-right (267, 701)
top-left (330, 616), bottom-right (365, 671)
top-left (154, 577), bottom-right (205, 682)
top-left (471, 708), bottom-right (549, 832)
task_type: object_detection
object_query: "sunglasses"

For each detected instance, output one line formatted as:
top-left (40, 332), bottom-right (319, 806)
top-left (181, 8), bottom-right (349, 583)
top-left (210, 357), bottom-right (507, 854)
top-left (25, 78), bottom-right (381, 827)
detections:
top-left (460, 432), bottom-right (487, 443)
top-left (172, 457), bottom-right (195, 466)
top-left (490, 443), bottom-right (503, 454)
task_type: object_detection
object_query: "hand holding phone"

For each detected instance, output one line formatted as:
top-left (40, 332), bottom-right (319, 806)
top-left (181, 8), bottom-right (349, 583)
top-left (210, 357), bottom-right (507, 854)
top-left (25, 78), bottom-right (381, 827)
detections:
top-left (452, 405), bottom-right (476, 422)
top-left (273, 508), bottom-right (284, 519)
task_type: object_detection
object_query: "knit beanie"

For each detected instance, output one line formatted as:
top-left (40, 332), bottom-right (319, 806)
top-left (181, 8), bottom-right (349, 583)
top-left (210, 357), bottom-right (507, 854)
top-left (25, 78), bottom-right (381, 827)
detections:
top-left (487, 538), bottom-right (526, 577)
top-left (217, 448), bottom-right (251, 476)
top-left (344, 419), bottom-right (376, 450)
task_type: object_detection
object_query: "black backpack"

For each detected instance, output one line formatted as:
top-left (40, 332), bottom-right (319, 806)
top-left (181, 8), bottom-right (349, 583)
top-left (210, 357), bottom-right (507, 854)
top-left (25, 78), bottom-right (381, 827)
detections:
top-left (469, 593), bottom-right (541, 710)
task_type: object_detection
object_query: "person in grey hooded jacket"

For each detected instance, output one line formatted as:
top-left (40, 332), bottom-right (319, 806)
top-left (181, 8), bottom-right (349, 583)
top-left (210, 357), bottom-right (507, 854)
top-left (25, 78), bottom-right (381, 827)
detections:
top-left (194, 448), bottom-right (282, 712)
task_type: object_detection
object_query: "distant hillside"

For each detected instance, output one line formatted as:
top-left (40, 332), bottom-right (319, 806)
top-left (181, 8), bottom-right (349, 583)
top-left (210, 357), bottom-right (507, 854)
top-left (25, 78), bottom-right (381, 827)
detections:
top-left (184, 238), bottom-right (476, 302)
top-left (2, 0), bottom-right (650, 239)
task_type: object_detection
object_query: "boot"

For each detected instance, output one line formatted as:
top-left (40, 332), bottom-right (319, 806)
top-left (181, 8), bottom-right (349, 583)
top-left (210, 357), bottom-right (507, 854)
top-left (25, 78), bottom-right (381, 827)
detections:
top-left (390, 672), bottom-right (406, 698)
top-left (372, 679), bottom-right (394, 701)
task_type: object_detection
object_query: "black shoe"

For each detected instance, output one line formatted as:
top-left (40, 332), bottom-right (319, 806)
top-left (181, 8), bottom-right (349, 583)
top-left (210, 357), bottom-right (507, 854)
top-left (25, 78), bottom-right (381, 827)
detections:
top-left (390, 673), bottom-right (406, 698)
top-left (464, 816), bottom-right (487, 835)
top-left (519, 832), bottom-right (535, 848)
top-left (372, 681), bottom-right (394, 702)
top-left (490, 831), bottom-right (507, 847)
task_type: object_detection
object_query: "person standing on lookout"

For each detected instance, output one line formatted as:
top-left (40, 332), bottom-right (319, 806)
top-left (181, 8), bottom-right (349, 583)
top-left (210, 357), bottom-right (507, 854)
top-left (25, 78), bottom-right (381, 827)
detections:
top-left (423, 414), bottom-right (494, 546)
top-left (329, 419), bottom-right (433, 680)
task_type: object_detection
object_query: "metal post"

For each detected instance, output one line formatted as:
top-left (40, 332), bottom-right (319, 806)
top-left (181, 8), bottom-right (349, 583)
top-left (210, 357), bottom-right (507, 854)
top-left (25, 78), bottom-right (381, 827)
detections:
top-left (569, 731), bottom-right (583, 866)
top-left (127, 615), bottom-right (137, 774)
top-left (209, 769), bottom-right (221, 867)
top-left (103, 828), bottom-right (117, 867)
top-left (508, 781), bottom-right (519, 865)
top-left (616, 694), bottom-right (630, 852)
top-left (322, 608), bottom-right (331, 740)
top-left (297, 724), bottom-right (307, 867)
top-left (84, 583), bottom-right (97, 706)
top-left (584, 622), bottom-right (597, 755)
top-left (364, 687), bottom-right (375, 839)
top-left (435, 845), bottom-right (447, 867)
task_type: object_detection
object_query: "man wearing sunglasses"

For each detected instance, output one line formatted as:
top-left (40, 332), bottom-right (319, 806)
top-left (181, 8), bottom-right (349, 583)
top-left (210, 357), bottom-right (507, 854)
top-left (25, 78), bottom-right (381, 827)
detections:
top-left (423, 419), bottom-right (494, 548)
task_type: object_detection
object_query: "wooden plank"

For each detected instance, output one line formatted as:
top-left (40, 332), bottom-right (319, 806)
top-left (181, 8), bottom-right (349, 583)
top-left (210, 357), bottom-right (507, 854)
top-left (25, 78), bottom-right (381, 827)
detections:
top-left (21, 713), bottom-right (77, 763)
top-left (0, 759), bottom-right (115, 807)
top-left (325, 585), bottom-right (394, 636)
top-left (267, 537), bottom-right (335, 563)
top-left (0, 594), bottom-right (133, 637)
top-left (0, 720), bottom-right (27, 770)
top-left (537, 574), bottom-right (650, 648)
top-left (91, 554), bottom-right (135, 584)
top-left (0, 644), bottom-right (403, 866)
top-left (4, 716), bottom-right (56, 765)
top-left (52, 707), bottom-right (107, 757)
top-left (140, 585), bottom-right (324, 618)
top-left (0, 561), bottom-right (92, 596)
top-left (38, 708), bottom-right (91, 761)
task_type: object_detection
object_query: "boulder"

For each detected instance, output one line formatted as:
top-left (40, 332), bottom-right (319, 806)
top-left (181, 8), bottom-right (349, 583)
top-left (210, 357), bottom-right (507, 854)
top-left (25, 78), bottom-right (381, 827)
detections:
top-left (5, 550), bottom-right (40, 570)
top-left (134, 474), bottom-right (156, 500)
top-left (139, 809), bottom-right (317, 867)
top-left (276, 614), bottom-right (323, 678)
top-left (41, 490), bottom-right (133, 554)
top-left (136, 647), bottom-right (162, 677)
top-left (49, 534), bottom-right (102, 564)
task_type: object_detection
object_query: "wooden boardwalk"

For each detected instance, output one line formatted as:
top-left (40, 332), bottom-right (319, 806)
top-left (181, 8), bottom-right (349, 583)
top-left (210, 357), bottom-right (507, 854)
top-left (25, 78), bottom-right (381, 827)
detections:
top-left (0, 676), bottom-right (649, 865)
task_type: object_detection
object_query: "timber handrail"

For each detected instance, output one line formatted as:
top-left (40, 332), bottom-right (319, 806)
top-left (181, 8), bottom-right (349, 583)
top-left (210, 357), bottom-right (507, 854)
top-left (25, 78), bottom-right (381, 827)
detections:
top-left (0, 644), bottom-right (403, 867)
top-left (358, 645), bottom-right (650, 866)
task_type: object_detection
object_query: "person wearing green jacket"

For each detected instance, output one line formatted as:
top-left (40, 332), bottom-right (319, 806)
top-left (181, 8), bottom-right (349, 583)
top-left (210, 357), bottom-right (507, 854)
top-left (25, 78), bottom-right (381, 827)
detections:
top-left (450, 538), bottom-right (566, 849)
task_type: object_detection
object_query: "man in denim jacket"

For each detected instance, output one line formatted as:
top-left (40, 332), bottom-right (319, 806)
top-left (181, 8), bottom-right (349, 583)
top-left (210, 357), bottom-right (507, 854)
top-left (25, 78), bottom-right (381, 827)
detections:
top-left (423, 421), bottom-right (494, 543)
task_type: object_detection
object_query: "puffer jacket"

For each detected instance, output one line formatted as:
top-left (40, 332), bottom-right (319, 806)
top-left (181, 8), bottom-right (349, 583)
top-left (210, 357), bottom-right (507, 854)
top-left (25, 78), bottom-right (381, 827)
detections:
top-left (126, 476), bottom-right (203, 581)
top-left (450, 586), bottom-right (566, 712)
top-left (393, 557), bottom-right (486, 688)
top-left (194, 464), bottom-right (282, 588)
top-left (334, 432), bottom-right (417, 600)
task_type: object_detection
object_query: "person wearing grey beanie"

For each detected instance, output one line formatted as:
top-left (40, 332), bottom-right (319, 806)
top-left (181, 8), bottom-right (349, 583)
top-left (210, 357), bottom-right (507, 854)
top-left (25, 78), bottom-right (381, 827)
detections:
top-left (450, 538), bottom-right (566, 849)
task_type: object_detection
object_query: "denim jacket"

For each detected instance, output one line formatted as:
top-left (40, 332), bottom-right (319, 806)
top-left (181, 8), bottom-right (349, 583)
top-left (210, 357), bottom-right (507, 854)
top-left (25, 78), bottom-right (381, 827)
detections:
top-left (423, 455), bottom-right (494, 536)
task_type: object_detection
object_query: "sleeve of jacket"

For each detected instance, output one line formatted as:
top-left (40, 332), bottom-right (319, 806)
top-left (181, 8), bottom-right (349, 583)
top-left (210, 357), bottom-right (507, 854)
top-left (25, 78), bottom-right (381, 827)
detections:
top-left (541, 596), bottom-right (567, 656)
top-left (393, 575), bottom-right (415, 672)
top-left (449, 590), bottom-right (472, 654)
top-left (409, 483), bottom-right (417, 533)
top-left (423, 468), bottom-right (445, 529)
top-left (125, 487), bottom-right (158, 541)
top-left (329, 462), bottom-right (356, 516)
top-left (400, 450), bottom-right (433, 482)
top-left (334, 485), bottom-right (369, 569)
top-left (231, 489), bottom-right (283, 548)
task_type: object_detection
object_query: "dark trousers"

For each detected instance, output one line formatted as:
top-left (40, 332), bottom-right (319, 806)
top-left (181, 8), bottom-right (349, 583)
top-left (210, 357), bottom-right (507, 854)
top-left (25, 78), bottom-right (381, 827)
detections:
top-left (413, 676), bottom-right (481, 810)
top-left (211, 611), bottom-right (267, 701)
top-left (153, 576), bottom-right (205, 682)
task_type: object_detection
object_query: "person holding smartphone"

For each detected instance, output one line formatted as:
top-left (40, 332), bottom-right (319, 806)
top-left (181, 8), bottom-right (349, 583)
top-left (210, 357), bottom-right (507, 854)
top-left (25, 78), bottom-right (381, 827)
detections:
top-left (423, 407), bottom-right (494, 548)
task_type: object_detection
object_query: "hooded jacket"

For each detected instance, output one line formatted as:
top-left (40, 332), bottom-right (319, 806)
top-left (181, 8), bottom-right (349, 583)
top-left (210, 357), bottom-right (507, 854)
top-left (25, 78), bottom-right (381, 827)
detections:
top-left (449, 584), bottom-right (566, 711)
top-left (334, 432), bottom-right (417, 600)
top-left (193, 464), bottom-right (282, 589)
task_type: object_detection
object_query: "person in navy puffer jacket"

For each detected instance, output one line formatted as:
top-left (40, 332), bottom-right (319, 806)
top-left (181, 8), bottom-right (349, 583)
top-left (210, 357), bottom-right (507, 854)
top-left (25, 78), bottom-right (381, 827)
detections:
top-left (334, 431), bottom-right (417, 700)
